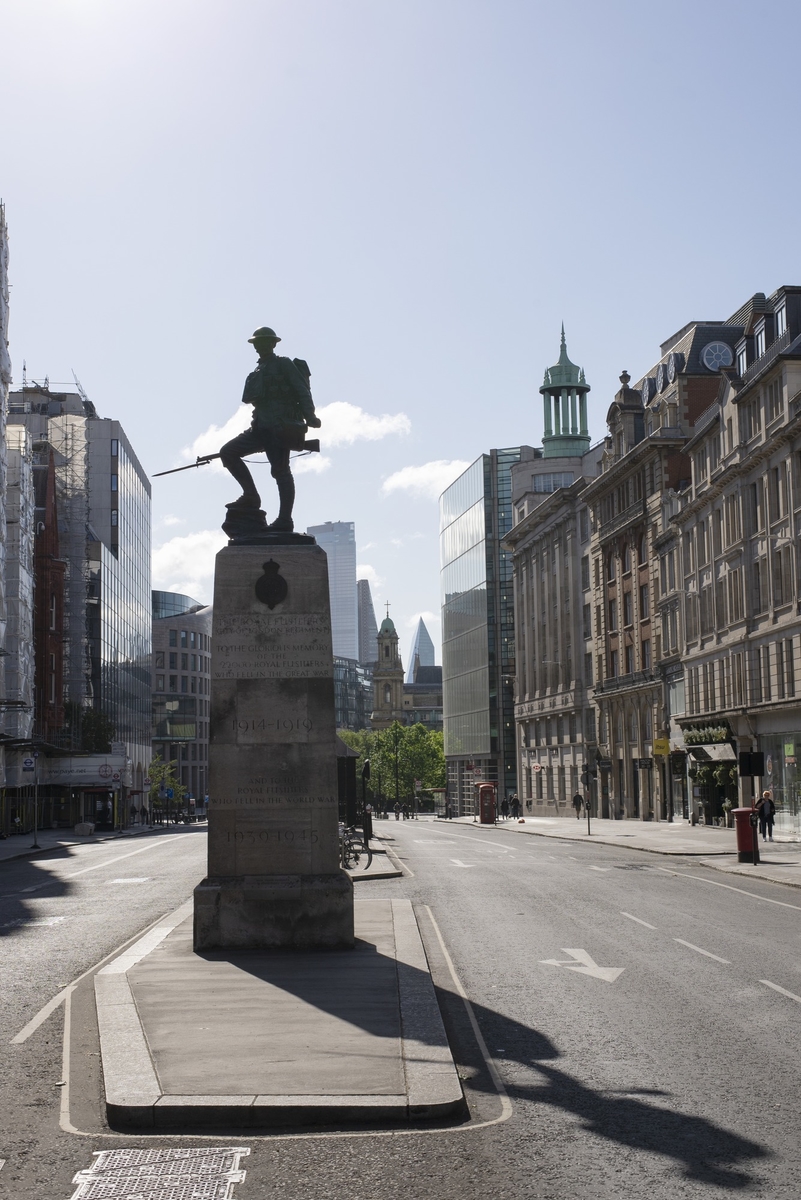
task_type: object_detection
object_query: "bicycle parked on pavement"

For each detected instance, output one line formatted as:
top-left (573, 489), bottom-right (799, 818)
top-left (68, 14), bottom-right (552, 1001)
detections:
top-left (339, 824), bottom-right (373, 871)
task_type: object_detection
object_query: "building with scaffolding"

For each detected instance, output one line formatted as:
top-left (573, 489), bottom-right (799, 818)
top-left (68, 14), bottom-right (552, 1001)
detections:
top-left (8, 383), bottom-right (152, 828)
top-left (0, 207), bottom-right (10, 808)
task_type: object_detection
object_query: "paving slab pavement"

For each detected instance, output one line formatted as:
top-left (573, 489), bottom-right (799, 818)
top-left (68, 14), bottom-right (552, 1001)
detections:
top-left (94, 896), bottom-right (464, 1130)
top-left (448, 815), bottom-right (801, 890)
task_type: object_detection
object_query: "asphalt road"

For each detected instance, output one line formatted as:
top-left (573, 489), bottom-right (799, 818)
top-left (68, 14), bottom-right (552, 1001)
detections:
top-left (2, 819), bottom-right (801, 1198)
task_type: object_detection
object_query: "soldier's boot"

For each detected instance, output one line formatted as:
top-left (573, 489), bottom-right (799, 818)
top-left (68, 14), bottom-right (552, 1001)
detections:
top-left (221, 449), bottom-right (261, 509)
top-left (268, 471), bottom-right (295, 532)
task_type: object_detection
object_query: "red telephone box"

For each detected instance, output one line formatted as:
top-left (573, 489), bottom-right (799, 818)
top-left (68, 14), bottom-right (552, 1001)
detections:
top-left (478, 783), bottom-right (496, 824)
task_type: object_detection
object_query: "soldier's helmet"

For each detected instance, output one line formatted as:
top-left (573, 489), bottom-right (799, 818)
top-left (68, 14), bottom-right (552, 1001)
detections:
top-left (248, 326), bottom-right (281, 344)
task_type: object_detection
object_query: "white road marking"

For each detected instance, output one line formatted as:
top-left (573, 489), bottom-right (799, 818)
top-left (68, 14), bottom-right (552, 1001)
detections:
top-left (674, 938), bottom-right (730, 964)
top-left (654, 867), bottom-right (801, 911)
top-left (590, 866), bottom-right (612, 872)
top-left (621, 912), bottom-right (657, 929)
top-left (450, 859), bottom-right (475, 868)
top-left (760, 980), bottom-right (801, 1004)
top-left (98, 900), bottom-right (193, 975)
top-left (107, 877), bottom-right (150, 884)
top-left (539, 948), bottom-right (624, 983)
top-left (1, 915), bottom-right (67, 929)
top-left (63, 836), bottom-right (179, 878)
top-left (423, 905), bottom-right (513, 1125)
top-left (10, 900), bottom-right (192, 1044)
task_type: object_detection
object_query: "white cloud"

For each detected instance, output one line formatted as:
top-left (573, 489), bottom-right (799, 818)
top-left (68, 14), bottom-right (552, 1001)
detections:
top-left (315, 401), bottom-right (410, 446)
top-left (357, 564), bottom-right (384, 590)
top-left (405, 610), bottom-right (439, 630)
top-left (293, 453), bottom-right (332, 474)
top-left (159, 514), bottom-right (186, 527)
top-left (179, 400), bottom-right (408, 471)
top-left (152, 529), bottom-right (227, 602)
top-left (180, 410), bottom-right (250, 470)
top-left (382, 460), bottom-right (471, 500)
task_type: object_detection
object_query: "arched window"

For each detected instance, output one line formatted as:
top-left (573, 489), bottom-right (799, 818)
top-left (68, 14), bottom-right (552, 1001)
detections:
top-left (623, 544), bottom-right (631, 573)
top-left (383, 684), bottom-right (391, 705)
top-left (384, 645), bottom-right (389, 659)
top-left (638, 534), bottom-right (647, 564)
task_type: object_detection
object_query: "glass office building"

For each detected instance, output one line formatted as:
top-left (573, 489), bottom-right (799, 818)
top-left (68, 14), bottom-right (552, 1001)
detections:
top-left (307, 521), bottom-right (358, 659)
top-left (440, 449), bottom-right (520, 813)
top-left (152, 592), bottom-right (212, 802)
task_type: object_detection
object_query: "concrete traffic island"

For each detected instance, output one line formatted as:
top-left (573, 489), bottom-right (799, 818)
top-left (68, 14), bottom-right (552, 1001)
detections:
top-left (94, 897), bottom-right (465, 1130)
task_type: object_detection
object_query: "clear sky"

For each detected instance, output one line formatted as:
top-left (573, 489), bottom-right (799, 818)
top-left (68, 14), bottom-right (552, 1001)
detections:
top-left (3, 0), bottom-right (800, 666)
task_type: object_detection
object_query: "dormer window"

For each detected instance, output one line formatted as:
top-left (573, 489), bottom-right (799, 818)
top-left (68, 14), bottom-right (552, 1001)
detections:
top-left (737, 347), bottom-right (747, 376)
top-left (755, 327), bottom-right (766, 359)
top-left (776, 305), bottom-right (787, 338)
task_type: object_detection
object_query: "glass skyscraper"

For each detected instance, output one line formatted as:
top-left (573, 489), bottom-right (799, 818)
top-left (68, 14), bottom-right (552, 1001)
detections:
top-left (440, 449), bottom-right (521, 813)
top-left (307, 520), bottom-right (358, 659)
top-left (9, 387), bottom-right (152, 800)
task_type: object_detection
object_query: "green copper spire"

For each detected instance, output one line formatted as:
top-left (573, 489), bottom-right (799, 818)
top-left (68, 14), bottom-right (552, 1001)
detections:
top-left (539, 327), bottom-right (591, 459)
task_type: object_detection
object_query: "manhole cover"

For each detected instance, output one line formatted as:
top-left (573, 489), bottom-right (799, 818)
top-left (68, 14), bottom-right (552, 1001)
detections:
top-left (71, 1147), bottom-right (249, 1200)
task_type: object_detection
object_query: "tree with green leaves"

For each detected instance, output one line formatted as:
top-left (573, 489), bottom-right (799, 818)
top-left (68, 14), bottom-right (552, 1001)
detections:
top-left (148, 754), bottom-right (187, 808)
top-left (339, 723), bottom-right (445, 807)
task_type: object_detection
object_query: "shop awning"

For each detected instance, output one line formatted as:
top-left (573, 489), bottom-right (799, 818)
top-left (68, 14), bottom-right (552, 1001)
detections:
top-left (688, 744), bottom-right (736, 762)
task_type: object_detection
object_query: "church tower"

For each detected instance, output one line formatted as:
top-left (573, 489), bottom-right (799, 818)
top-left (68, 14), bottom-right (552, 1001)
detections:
top-left (370, 611), bottom-right (405, 729)
top-left (539, 326), bottom-right (591, 458)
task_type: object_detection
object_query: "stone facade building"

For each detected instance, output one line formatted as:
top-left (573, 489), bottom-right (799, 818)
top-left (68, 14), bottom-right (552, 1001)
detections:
top-left (370, 614), bottom-right (406, 729)
top-left (674, 286), bottom-right (801, 832)
top-left (506, 332), bottom-right (602, 815)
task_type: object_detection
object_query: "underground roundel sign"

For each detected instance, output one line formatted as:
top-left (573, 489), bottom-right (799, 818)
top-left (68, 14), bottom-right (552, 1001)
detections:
top-left (98, 764), bottom-right (113, 779)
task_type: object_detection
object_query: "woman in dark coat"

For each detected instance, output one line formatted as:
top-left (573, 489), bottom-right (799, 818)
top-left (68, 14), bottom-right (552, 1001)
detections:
top-left (755, 790), bottom-right (776, 842)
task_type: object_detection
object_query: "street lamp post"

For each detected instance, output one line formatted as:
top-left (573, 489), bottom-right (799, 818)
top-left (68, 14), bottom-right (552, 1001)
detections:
top-left (394, 727), bottom-right (400, 814)
top-left (32, 750), bottom-right (40, 850)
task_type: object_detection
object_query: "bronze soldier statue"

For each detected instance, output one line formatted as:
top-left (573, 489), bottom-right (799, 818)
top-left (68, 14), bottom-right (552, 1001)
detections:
top-left (220, 326), bottom-right (321, 533)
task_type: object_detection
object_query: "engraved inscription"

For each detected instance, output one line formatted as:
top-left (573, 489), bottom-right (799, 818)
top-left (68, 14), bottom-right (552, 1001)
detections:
top-left (227, 829), bottom-right (318, 844)
top-left (233, 718), bottom-right (313, 733)
top-left (213, 613), bottom-right (331, 680)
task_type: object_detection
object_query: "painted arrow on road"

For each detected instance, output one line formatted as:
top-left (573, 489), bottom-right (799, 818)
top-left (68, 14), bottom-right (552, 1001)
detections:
top-left (450, 859), bottom-right (475, 868)
top-left (539, 948), bottom-right (624, 983)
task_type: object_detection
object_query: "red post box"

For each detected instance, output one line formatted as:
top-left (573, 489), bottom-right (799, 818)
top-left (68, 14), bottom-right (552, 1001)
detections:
top-left (733, 807), bottom-right (759, 864)
top-left (478, 784), bottom-right (496, 825)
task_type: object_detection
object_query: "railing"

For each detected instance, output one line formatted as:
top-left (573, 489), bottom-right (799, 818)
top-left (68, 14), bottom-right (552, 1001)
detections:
top-left (742, 328), bottom-right (791, 386)
top-left (598, 498), bottom-right (646, 542)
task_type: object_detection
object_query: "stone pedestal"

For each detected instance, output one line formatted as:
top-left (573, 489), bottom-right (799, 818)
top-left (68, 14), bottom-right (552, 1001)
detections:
top-left (193, 542), bottom-right (354, 950)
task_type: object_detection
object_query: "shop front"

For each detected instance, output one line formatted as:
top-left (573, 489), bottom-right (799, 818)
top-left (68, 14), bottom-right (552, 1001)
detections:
top-left (759, 734), bottom-right (801, 839)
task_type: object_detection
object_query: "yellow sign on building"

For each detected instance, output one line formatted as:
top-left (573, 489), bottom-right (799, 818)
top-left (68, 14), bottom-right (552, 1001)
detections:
top-left (653, 738), bottom-right (670, 756)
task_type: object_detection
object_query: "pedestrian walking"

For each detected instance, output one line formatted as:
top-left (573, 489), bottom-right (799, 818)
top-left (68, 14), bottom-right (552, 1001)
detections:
top-left (402, 803), bottom-right (409, 820)
top-left (573, 792), bottom-right (583, 820)
top-left (394, 802), bottom-right (401, 821)
top-left (500, 797), bottom-right (509, 820)
top-left (511, 794), bottom-right (521, 819)
top-left (755, 790), bottom-right (776, 842)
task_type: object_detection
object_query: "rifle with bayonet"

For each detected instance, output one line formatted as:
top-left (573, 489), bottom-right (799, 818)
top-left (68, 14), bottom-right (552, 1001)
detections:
top-left (152, 438), bottom-right (320, 479)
